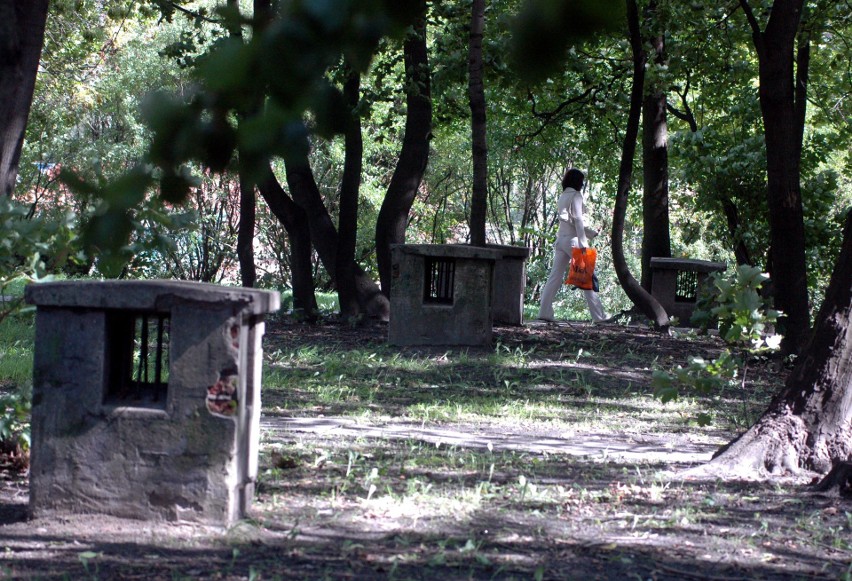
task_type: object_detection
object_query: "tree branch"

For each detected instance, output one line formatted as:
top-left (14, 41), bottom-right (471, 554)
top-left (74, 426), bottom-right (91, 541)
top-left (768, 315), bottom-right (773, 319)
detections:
top-left (793, 26), bottom-right (810, 164)
top-left (518, 87), bottom-right (594, 145)
top-left (738, 0), bottom-right (762, 38)
top-left (666, 73), bottom-right (696, 134)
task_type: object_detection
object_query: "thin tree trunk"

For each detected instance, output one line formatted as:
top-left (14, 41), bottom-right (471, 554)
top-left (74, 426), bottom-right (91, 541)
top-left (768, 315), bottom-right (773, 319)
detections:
top-left (739, 0), bottom-right (810, 355)
top-left (336, 64), bottom-right (362, 319)
top-left (256, 164), bottom-right (318, 320)
top-left (720, 196), bottom-right (754, 267)
top-left (375, 0), bottom-right (431, 297)
top-left (230, 0), bottom-right (258, 288)
top-left (613, 0), bottom-right (669, 328)
top-left (468, 0), bottom-right (488, 247)
top-left (697, 211), bottom-right (852, 481)
top-left (0, 0), bottom-right (49, 197)
top-left (237, 166), bottom-right (257, 288)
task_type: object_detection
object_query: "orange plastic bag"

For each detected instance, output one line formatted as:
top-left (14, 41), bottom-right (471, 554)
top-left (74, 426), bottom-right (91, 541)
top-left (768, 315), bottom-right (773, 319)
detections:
top-left (565, 247), bottom-right (597, 290)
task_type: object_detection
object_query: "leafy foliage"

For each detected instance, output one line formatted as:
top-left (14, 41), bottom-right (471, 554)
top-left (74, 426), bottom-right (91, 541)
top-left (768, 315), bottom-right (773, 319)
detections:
top-left (0, 196), bottom-right (79, 296)
top-left (693, 265), bottom-right (781, 350)
top-left (653, 265), bottom-right (782, 425)
top-left (0, 386), bottom-right (31, 456)
top-left (9, 0), bottom-right (852, 324)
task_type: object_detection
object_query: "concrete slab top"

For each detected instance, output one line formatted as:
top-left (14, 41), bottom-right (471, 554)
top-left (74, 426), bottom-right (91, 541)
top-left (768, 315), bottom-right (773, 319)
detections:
top-left (391, 243), bottom-right (505, 261)
top-left (25, 280), bottom-right (280, 315)
top-left (486, 244), bottom-right (531, 258)
top-left (650, 258), bottom-right (727, 272)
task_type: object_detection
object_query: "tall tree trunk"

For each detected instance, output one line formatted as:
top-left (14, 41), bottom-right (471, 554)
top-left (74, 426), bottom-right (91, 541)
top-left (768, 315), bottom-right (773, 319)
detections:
top-left (237, 166), bottom-right (257, 288)
top-left (336, 64), bottom-right (362, 319)
top-left (640, 90), bottom-right (671, 292)
top-left (285, 133), bottom-right (389, 320)
top-left (613, 0), bottom-right (669, 328)
top-left (640, 15), bottom-right (671, 292)
top-left (468, 0), bottom-right (488, 247)
top-left (256, 164), bottom-right (318, 320)
top-left (698, 211), bottom-right (852, 480)
top-left (739, 0), bottom-right (810, 355)
top-left (230, 0), bottom-right (259, 289)
top-left (0, 0), bottom-right (49, 197)
top-left (720, 195), bottom-right (754, 267)
top-left (375, 0), bottom-right (431, 297)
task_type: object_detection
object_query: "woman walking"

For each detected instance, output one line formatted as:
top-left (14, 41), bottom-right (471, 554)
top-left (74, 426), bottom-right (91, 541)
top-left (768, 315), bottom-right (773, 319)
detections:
top-left (537, 168), bottom-right (608, 322)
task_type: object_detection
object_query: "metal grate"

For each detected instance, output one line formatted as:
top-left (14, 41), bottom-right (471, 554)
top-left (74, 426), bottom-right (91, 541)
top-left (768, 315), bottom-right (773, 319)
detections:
top-left (105, 311), bottom-right (170, 406)
top-left (424, 257), bottom-right (455, 304)
top-left (674, 270), bottom-right (698, 302)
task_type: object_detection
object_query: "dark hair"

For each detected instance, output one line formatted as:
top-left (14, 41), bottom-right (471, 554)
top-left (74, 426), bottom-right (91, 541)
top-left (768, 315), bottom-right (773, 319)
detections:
top-left (562, 168), bottom-right (585, 191)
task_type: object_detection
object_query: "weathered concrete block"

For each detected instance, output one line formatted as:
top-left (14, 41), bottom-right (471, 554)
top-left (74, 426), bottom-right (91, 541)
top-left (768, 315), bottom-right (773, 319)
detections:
top-left (25, 280), bottom-right (279, 524)
top-left (389, 244), bottom-right (502, 346)
top-left (488, 244), bottom-right (530, 326)
top-left (650, 258), bottom-right (726, 326)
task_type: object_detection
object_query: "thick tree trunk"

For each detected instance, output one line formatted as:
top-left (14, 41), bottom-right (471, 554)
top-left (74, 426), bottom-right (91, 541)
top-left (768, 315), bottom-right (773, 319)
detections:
top-left (699, 212), bottom-right (852, 480)
top-left (0, 0), bottom-right (49, 197)
top-left (740, 0), bottom-right (810, 355)
top-left (467, 0), bottom-right (488, 247)
top-left (613, 0), bottom-right (669, 328)
top-left (256, 165), bottom-right (318, 320)
top-left (285, 136), bottom-right (389, 320)
top-left (640, 27), bottom-right (671, 292)
top-left (336, 65), bottom-right (362, 319)
top-left (375, 0), bottom-right (431, 297)
top-left (641, 91), bottom-right (671, 291)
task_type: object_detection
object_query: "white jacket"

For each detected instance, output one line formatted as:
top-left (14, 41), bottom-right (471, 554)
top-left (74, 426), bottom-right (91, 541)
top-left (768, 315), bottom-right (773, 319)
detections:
top-left (556, 187), bottom-right (590, 247)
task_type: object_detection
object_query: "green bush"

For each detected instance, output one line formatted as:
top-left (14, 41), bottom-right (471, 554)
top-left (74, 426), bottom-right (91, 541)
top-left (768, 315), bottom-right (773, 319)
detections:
top-left (653, 265), bottom-right (782, 426)
top-left (0, 386), bottom-right (31, 455)
top-left (0, 311), bottom-right (35, 461)
top-left (692, 264), bottom-right (781, 350)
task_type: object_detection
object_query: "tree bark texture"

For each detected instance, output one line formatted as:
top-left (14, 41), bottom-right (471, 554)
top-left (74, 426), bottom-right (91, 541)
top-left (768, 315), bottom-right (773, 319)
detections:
top-left (285, 136), bottom-right (389, 320)
top-left (256, 165), bottom-right (318, 320)
top-left (641, 92), bottom-right (671, 292)
top-left (336, 65), bottom-right (363, 319)
top-left (640, 29), bottom-right (671, 291)
top-left (0, 0), bottom-right (49, 197)
top-left (704, 211), bottom-right (852, 479)
top-left (739, 0), bottom-right (810, 355)
top-left (467, 0), bottom-right (488, 247)
top-left (613, 0), bottom-right (669, 328)
top-left (720, 196), bottom-right (754, 267)
top-left (374, 0), bottom-right (431, 297)
top-left (231, 0), bottom-right (260, 289)
top-left (237, 166), bottom-right (257, 288)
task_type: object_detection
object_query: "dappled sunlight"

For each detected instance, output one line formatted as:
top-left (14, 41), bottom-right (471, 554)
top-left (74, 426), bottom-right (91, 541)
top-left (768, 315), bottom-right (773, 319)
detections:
top-left (5, 317), bottom-right (832, 579)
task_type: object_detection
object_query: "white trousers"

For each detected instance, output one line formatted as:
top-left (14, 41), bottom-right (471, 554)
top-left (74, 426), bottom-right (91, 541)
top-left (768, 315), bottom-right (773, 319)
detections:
top-left (537, 235), bottom-right (608, 322)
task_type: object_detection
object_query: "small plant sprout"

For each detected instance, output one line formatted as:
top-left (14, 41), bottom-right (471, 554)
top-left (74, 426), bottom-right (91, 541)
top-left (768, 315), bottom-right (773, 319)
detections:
top-left (653, 264), bottom-right (783, 425)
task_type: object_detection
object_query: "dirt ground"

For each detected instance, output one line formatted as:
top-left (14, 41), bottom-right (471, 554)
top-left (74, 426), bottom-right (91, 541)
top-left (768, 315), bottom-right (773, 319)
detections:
top-left (1, 317), bottom-right (850, 580)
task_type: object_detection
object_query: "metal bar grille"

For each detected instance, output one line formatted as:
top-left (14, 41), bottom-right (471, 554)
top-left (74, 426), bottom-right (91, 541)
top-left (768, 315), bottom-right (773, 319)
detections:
top-left (106, 311), bottom-right (170, 406)
top-left (154, 314), bottom-right (165, 395)
top-left (136, 314), bottom-right (150, 385)
top-left (424, 257), bottom-right (455, 304)
top-left (675, 270), bottom-right (698, 302)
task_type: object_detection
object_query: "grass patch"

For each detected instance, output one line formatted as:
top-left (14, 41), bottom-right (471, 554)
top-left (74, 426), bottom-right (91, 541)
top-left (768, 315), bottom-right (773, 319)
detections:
top-left (261, 322), bottom-right (771, 435)
top-left (0, 310), bottom-right (34, 387)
